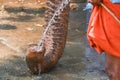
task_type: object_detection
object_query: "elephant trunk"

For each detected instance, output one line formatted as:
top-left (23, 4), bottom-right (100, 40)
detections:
top-left (26, 0), bottom-right (70, 74)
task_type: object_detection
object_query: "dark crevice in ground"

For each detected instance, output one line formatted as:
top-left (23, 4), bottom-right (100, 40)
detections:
top-left (4, 7), bottom-right (46, 16)
top-left (0, 24), bottom-right (17, 30)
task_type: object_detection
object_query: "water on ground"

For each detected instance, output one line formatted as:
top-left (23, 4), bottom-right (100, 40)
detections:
top-left (0, 2), bottom-right (109, 80)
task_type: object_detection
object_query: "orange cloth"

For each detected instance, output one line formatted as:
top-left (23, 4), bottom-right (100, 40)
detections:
top-left (87, 0), bottom-right (120, 57)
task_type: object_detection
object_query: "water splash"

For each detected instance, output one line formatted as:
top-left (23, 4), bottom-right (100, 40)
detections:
top-left (37, 0), bottom-right (70, 52)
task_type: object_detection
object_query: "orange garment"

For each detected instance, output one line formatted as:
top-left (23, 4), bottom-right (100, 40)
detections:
top-left (87, 0), bottom-right (120, 57)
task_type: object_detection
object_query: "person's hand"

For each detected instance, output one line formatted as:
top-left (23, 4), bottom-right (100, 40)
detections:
top-left (88, 0), bottom-right (102, 5)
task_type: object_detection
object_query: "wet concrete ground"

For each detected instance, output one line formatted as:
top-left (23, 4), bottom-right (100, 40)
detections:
top-left (0, 3), bottom-right (109, 80)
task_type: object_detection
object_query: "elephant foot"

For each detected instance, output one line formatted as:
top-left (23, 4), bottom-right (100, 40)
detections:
top-left (105, 53), bottom-right (120, 80)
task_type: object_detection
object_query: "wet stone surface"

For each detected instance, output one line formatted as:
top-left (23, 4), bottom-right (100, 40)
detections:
top-left (0, 3), bottom-right (109, 80)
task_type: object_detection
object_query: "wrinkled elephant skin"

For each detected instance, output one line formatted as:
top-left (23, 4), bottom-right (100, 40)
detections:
top-left (26, 0), bottom-right (70, 74)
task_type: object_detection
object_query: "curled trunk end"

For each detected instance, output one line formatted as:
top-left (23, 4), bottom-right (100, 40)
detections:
top-left (26, 0), bottom-right (70, 74)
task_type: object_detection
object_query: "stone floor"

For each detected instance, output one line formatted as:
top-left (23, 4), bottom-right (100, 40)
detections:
top-left (0, 3), bottom-right (109, 80)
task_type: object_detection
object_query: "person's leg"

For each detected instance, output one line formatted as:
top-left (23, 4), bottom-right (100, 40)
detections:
top-left (105, 53), bottom-right (120, 80)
